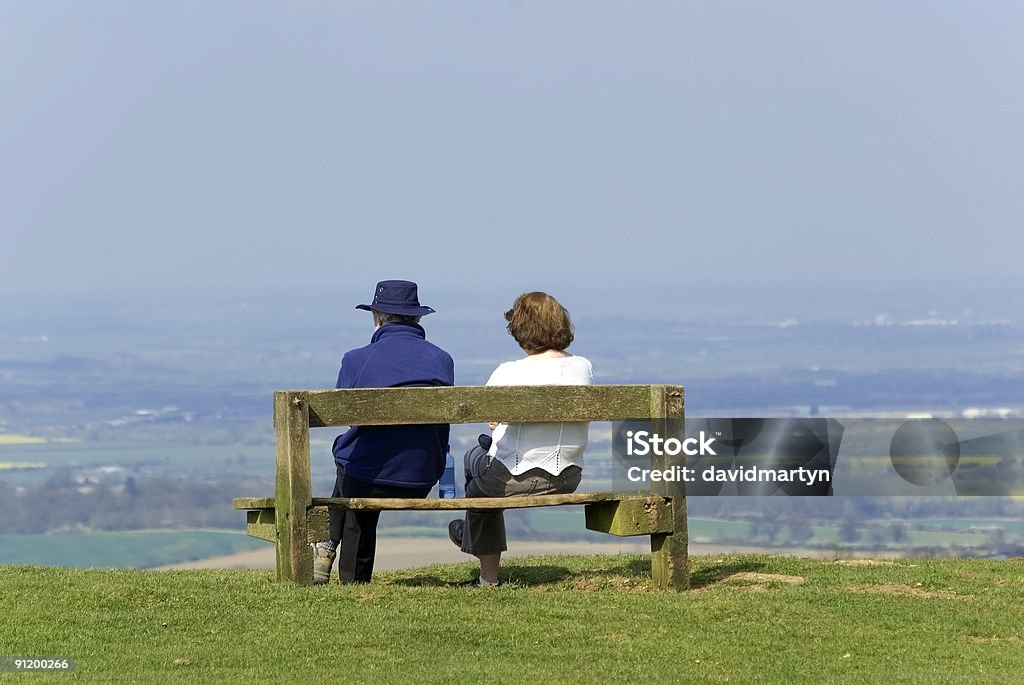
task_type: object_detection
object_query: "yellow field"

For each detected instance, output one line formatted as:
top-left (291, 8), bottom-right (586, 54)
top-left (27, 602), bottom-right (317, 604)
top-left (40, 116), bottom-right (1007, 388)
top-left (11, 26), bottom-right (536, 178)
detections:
top-left (0, 434), bottom-right (78, 445)
top-left (0, 434), bottom-right (47, 445)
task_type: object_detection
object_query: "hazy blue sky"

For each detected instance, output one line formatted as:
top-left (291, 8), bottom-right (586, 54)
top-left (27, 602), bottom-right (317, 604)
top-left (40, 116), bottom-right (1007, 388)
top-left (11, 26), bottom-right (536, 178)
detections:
top-left (2, 2), bottom-right (1021, 302)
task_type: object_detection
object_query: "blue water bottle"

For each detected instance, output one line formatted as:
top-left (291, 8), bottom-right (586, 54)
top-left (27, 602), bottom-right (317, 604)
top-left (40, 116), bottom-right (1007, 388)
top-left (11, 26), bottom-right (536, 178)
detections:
top-left (438, 451), bottom-right (456, 499)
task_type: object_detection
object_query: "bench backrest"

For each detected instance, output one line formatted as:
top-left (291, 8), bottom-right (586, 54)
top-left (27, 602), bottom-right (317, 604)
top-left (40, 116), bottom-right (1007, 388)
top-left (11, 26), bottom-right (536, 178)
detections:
top-left (275, 384), bottom-right (683, 494)
top-left (300, 384), bottom-right (683, 426)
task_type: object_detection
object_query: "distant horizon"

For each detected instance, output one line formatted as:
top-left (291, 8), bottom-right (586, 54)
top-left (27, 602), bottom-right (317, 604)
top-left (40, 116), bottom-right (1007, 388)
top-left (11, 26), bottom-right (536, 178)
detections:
top-left (3, 276), bottom-right (1022, 326)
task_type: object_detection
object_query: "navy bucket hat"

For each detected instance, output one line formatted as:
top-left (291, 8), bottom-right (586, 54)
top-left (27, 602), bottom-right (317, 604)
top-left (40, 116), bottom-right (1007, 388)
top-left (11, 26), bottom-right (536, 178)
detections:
top-left (356, 280), bottom-right (436, 316)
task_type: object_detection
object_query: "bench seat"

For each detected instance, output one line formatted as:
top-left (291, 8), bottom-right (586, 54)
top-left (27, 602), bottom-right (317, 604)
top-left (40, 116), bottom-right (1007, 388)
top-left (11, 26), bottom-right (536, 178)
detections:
top-left (234, 492), bottom-right (677, 542)
top-left (235, 491), bottom-right (658, 511)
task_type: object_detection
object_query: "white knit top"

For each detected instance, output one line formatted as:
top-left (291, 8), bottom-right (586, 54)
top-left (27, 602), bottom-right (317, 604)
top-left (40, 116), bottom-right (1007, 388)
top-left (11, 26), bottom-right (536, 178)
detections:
top-left (486, 354), bottom-right (594, 476)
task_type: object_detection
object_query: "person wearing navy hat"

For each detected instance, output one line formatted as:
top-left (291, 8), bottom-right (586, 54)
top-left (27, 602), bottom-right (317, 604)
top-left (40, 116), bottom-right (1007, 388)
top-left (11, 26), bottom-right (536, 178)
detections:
top-left (313, 280), bottom-right (454, 584)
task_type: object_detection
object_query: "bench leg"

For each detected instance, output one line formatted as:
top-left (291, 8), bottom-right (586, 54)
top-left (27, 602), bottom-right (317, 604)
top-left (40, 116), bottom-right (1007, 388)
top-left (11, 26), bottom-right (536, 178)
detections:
top-left (650, 495), bottom-right (689, 590)
top-left (647, 386), bottom-right (689, 590)
top-left (275, 391), bottom-right (314, 585)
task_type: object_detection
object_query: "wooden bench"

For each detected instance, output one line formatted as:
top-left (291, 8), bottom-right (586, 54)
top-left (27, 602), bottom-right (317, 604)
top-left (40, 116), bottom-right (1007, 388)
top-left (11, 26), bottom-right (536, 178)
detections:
top-left (234, 384), bottom-right (688, 589)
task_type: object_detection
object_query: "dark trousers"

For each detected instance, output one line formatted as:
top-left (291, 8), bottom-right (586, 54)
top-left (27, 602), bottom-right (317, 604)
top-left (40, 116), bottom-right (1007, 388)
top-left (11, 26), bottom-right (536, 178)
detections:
top-left (329, 463), bottom-right (431, 583)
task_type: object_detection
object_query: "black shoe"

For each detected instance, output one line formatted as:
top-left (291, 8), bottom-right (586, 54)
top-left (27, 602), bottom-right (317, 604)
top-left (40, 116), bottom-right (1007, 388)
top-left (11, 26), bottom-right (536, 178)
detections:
top-left (448, 519), bottom-right (464, 548)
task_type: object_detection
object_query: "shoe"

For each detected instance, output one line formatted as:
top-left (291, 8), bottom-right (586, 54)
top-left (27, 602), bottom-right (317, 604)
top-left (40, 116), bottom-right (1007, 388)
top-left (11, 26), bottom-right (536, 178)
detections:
top-left (459, 577), bottom-right (501, 588)
top-left (448, 519), bottom-right (464, 548)
top-left (312, 542), bottom-right (336, 585)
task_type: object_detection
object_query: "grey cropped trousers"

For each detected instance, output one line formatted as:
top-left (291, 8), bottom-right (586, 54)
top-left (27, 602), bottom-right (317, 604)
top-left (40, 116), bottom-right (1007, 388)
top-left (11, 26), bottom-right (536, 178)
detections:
top-left (459, 444), bottom-right (583, 556)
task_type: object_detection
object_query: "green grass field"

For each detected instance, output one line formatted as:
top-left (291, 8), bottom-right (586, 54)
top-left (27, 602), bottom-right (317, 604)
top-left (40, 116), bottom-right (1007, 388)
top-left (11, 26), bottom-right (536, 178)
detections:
top-left (0, 441), bottom-right (276, 476)
top-left (1, 554), bottom-right (1021, 683)
top-left (921, 518), bottom-right (1024, 535)
top-left (0, 530), bottom-right (267, 568)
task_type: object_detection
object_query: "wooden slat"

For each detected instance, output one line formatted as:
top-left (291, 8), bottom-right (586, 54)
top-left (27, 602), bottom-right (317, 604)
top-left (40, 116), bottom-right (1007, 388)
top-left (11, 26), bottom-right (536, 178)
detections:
top-left (246, 509), bottom-right (277, 542)
top-left (312, 491), bottom-right (657, 511)
top-left (303, 385), bottom-right (683, 427)
top-left (584, 498), bottom-right (674, 536)
top-left (236, 493), bottom-right (660, 511)
top-left (235, 497), bottom-right (275, 510)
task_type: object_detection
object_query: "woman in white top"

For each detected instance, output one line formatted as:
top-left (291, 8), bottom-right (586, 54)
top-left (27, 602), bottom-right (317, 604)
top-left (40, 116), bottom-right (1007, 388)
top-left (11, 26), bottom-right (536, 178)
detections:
top-left (448, 292), bottom-right (593, 586)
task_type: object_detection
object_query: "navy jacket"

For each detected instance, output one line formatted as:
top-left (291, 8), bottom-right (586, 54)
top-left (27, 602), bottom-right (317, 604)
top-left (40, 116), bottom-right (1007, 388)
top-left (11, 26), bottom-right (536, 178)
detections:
top-left (331, 321), bottom-right (454, 488)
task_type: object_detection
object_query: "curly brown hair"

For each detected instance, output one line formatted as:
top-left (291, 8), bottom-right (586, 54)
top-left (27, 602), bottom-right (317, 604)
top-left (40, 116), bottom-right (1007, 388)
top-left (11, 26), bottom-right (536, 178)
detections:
top-left (504, 292), bottom-right (574, 353)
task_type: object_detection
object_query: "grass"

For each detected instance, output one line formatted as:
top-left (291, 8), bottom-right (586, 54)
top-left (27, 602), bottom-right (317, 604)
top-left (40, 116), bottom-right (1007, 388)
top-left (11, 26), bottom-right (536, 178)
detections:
top-left (1, 554), bottom-right (1022, 683)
